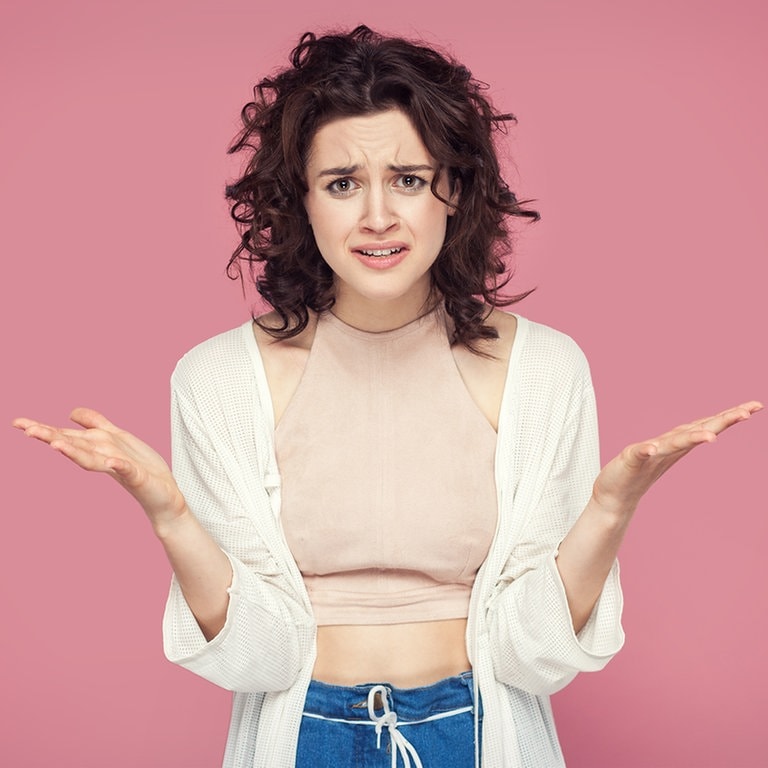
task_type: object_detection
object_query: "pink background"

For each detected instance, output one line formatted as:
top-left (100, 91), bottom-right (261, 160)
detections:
top-left (2, 1), bottom-right (766, 766)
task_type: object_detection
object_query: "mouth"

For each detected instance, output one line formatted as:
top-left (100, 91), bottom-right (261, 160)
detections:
top-left (357, 247), bottom-right (403, 258)
top-left (351, 244), bottom-right (409, 270)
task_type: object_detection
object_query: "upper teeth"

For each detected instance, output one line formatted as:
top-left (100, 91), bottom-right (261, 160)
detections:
top-left (360, 248), bottom-right (401, 257)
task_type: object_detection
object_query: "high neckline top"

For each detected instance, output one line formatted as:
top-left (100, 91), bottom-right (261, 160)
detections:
top-left (275, 306), bottom-right (498, 626)
top-left (322, 303), bottom-right (444, 341)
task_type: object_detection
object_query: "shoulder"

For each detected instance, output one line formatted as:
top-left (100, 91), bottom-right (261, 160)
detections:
top-left (512, 314), bottom-right (592, 380)
top-left (493, 312), bottom-right (595, 428)
top-left (171, 320), bottom-right (257, 399)
top-left (494, 316), bottom-right (598, 453)
top-left (478, 308), bottom-right (589, 372)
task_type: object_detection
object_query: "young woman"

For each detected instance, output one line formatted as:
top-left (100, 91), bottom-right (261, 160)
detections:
top-left (13, 25), bottom-right (760, 768)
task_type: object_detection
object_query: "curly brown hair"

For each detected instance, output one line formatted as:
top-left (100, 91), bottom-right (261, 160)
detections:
top-left (225, 25), bottom-right (538, 349)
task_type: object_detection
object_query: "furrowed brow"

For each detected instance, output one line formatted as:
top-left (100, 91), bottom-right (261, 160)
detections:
top-left (317, 165), bottom-right (360, 178)
top-left (315, 163), bottom-right (435, 178)
top-left (387, 164), bottom-right (435, 173)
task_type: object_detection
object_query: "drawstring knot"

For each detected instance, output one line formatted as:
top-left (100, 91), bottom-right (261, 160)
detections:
top-left (366, 685), bottom-right (424, 768)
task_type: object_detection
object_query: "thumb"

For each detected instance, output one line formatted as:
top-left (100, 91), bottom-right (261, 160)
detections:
top-left (70, 407), bottom-right (120, 431)
top-left (105, 456), bottom-right (142, 487)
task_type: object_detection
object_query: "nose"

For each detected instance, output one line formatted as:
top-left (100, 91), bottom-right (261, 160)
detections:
top-left (360, 187), bottom-right (397, 233)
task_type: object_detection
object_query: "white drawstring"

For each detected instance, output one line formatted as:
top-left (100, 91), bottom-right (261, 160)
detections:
top-left (366, 685), bottom-right (424, 768)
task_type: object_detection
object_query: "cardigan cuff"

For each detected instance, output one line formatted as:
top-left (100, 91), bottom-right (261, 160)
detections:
top-left (489, 550), bottom-right (624, 695)
top-left (162, 549), bottom-right (241, 666)
top-left (547, 552), bottom-right (625, 664)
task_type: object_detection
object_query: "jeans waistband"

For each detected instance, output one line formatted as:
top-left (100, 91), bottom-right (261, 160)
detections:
top-left (302, 673), bottom-right (478, 768)
top-left (303, 671), bottom-right (477, 721)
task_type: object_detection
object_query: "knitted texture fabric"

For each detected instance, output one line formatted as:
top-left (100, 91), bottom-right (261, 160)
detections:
top-left (162, 313), bottom-right (624, 768)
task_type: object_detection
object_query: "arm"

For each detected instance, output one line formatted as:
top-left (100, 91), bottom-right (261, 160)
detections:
top-left (557, 400), bottom-right (763, 633)
top-left (162, 372), bottom-right (314, 692)
top-left (486, 327), bottom-right (761, 695)
top-left (486, 360), bottom-right (624, 695)
top-left (13, 353), bottom-right (314, 692)
top-left (13, 407), bottom-right (232, 640)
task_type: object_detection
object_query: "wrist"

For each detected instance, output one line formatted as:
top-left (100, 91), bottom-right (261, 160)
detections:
top-left (587, 489), bottom-right (637, 530)
top-left (151, 501), bottom-right (194, 541)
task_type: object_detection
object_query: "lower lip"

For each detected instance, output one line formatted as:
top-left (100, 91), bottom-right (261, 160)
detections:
top-left (352, 249), bottom-right (408, 270)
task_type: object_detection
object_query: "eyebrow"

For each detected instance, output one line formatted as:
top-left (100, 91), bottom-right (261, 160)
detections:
top-left (316, 163), bottom-right (435, 178)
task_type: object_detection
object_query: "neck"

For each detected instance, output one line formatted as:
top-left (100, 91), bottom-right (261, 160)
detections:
top-left (331, 290), bottom-right (440, 333)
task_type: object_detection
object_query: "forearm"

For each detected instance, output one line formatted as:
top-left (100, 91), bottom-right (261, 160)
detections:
top-left (555, 496), bottom-right (633, 634)
top-left (558, 401), bottom-right (763, 633)
top-left (154, 508), bottom-right (232, 641)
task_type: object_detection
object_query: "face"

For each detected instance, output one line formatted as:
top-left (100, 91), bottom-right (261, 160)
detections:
top-left (304, 109), bottom-right (456, 330)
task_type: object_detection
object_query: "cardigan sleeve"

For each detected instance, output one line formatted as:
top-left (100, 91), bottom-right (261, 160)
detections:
top-left (162, 349), bottom-right (315, 693)
top-left (486, 338), bottom-right (624, 696)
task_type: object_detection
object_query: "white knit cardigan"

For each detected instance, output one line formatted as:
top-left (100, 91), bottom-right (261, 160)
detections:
top-left (163, 313), bottom-right (625, 768)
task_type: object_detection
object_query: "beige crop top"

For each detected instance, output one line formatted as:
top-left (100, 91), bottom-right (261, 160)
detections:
top-left (274, 306), bottom-right (498, 625)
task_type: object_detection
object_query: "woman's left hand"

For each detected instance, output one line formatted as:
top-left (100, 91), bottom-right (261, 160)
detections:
top-left (592, 400), bottom-right (763, 520)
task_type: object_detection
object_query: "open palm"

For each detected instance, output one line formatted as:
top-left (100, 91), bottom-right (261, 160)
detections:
top-left (593, 401), bottom-right (762, 516)
top-left (13, 407), bottom-right (185, 528)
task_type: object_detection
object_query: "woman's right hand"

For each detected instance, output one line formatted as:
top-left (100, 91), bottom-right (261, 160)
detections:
top-left (13, 407), bottom-right (186, 531)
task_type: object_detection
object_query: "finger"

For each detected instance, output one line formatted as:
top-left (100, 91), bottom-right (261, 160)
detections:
top-left (69, 407), bottom-right (120, 431)
top-left (12, 417), bottom-right (40, 430)
top-left (50, 438), bottom-right (132, 477)
top-left (18, 422), bottom-right (68, 445)
top-left (659, 428), bottom-right (717, 452)
top-left (694, 404), bottom-right (760, 436)
top-left (629, 429), bottom-right (714, 464)
top-left (657, 402), bottom-right (761, 444)
top-left (689, 401), bottom-right (763, 429)
top-left (48, 430), bottom-right (119, 456)
top-left (19, 423), bottom-right (96, 446)
top-left (14, 417), bottom-right (59, 434)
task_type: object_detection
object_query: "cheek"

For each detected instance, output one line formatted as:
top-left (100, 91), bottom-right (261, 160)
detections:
top-left (304, 191), bottom-right (336, 228)
top-left (312, 214), bottom-right (343, 245)
top-left (304, 197), bottom-right (331, 238)
top-left (422, 202), bottom-right (450, 235)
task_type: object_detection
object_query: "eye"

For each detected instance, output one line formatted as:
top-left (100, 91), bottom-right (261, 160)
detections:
top-left (326, 177), bottom-right (358, 196)
top-left (395, 174), bottom-right (428, 191)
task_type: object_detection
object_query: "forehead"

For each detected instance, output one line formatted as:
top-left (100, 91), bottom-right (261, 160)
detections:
top-left (306, 109), bottom-right (433, 168)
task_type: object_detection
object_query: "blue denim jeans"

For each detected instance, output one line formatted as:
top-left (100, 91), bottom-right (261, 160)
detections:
top-left (295, 671), bottom-right (481, 767)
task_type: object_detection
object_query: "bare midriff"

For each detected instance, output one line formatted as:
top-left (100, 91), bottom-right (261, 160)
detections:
top-left (313, 618), bottom-right (471, 687)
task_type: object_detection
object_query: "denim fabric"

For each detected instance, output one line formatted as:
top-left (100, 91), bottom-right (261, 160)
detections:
top-left (295, 672), bottom-right (482, 767)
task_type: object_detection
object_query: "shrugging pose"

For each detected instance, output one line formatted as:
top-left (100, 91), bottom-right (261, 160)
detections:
top-left (14, 26), bottom-right (761, 768)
